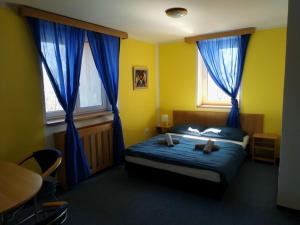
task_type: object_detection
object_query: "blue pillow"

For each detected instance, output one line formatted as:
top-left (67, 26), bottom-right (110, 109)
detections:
top-left (169, 124), bottom-right (207, 136)
top-left (200, 127), bottom-right (248, 142)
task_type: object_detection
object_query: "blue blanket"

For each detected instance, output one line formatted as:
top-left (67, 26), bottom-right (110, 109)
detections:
top-left (125, 134), bottom-right (247, 184)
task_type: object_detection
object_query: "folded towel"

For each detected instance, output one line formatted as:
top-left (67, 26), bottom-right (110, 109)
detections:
top-left (194, 144), bottom-right (206, 150)
top-left (194, 140), bottom-right (219, 153)
top-left (157, 139), bottom-right (180, 145)
top-left (200, 128), bottom-right (221, 134)
top-left (156, 134), bottom-right (180, 147)
top-left (187, 127), bottom-right (201, 134)
top-left (165, 133), bottom-right (174, 147)
top-left (203, 139), bottom-right (214, 153)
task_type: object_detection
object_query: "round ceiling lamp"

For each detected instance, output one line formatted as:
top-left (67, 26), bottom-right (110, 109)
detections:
top-left (165, 7), bottom-right (188, 18)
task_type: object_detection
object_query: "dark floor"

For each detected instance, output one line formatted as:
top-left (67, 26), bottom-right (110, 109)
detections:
top-left (60, 160), bottom-right (300, 225)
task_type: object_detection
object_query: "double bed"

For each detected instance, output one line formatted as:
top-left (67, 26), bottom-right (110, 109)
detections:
top-left (124, 110), bottom-right (263, 192)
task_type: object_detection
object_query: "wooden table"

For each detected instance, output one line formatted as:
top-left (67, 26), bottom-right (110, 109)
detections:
top-left (0, 162), bottom-right (42, 216)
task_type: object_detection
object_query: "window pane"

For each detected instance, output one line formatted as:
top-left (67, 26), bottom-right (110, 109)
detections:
top-left (198, 49), bottom-right (240, 106)
top-left (207, 47), bottom-right (239, 103)
top-left (42, 64), bottom-right (63, 112)
top-left (220, 47), bottom-right (238, 88)
top-left (79, 43), bottom-right (103, 108)
top-left (41, 42), bottom-right (67, 89)
top-left (207, 75), bottom-right (231, 102)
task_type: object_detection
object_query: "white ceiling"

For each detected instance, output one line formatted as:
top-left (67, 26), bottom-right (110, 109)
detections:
top-left (2, 0), bottom-right (288, 43)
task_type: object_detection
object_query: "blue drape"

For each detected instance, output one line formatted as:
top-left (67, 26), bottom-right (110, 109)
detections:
top-left (87, 31), bottom-right (125, 164)
top-left (28, 18), bottom-right (90, 186)
top-left (197, 35), bottom-right (250, 128)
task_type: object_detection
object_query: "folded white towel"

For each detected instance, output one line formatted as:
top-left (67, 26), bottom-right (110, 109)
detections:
top-left (165, 133), bottom-right (174, 147)
top-left (201, 128), bottom-right (221, 134)
top-left (187, 127), bottom-right (201, 134)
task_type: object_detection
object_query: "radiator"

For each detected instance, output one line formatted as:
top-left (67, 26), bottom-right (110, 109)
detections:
top-left (54, 122), bottom-right (113, 189)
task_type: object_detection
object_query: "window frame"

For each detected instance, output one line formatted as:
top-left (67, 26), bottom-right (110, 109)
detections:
top-left (41, 41), bottom-right (110, 121)
top-left (75, 81), bottom-right (109, 115)
top-left (196, 49), bottom-right (241, 108)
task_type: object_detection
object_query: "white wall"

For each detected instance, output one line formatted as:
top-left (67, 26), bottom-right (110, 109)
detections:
top-left (277, 0), bottom-right (300, 210)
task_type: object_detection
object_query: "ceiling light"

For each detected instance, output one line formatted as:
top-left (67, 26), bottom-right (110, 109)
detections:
top-left (165, 7), bottom-right (188, 18)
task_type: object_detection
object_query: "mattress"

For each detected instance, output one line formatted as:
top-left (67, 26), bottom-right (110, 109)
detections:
top-left (125, 134), bottom-right (249, 184)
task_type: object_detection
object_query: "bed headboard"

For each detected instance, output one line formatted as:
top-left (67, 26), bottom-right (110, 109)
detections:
top-left (173, 110), bottom-right (264, 136)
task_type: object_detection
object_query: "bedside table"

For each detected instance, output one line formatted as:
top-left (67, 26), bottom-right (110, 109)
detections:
top-left (252, 133), bottom-right (279, 164)
top-left (156, 124), bottom-right (172, 134)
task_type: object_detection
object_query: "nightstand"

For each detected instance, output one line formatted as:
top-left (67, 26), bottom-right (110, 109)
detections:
top-left (156, 124), bottom-right (172, 134)
top-left (252, 133), bottom-right (279, 164)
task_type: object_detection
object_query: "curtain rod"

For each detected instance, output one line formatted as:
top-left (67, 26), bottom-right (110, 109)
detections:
top-left (185, 27), bottom-right (255, 43)
top-left (19, 5), bottom-right (128, 39)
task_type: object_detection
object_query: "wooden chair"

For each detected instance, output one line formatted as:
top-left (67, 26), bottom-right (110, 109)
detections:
top-left (19, 149), bottom-right (63, 201)
top-left (8, 149), bottom-right (67, 224)
top-left (19, 149), bottom-right (62, 180)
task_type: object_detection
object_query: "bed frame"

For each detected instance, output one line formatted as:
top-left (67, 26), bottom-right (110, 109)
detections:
top-left (173, 110), bottom-right (264, 137)
top-left (125, 162), bottom-right (225, 199)
top-left (125, 110), bottom-right (264, 198)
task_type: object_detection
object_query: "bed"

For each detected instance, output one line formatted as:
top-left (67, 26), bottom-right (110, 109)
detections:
top-left (124, 110), bottom-right (263, 192)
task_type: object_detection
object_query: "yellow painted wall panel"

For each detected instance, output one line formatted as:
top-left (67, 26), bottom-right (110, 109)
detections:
top-left (0, 8), bottom-right (45, 163)
top-left (0, 8), bottom-right (157, 162)
top-left (159, 41), bottom-right (197, 121)
top-left (0, 6), bottom-right (285, 163)
top-left (241, 28), bottom-right (286, 135)
top-left (159, 28), bottom-right (286, 135)
top-left (119, 39), bottom-right (157, 147)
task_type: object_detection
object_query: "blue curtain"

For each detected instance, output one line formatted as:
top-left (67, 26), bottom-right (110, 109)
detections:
top-left (28, 18), bottom-right (90, 186)
top-left (87, 31), bottom-right (125, 164)
top-left (197, 35), bottom-right (250, 128)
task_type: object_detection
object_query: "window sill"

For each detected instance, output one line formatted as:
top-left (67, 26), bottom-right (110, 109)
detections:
top-left (197, 104), bottom-right (232, 109)
top-left (46, 111), bottom-right (113, 126)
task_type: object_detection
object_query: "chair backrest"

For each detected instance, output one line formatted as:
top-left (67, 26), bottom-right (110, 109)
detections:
top-left (33, 149), bottom-right (63, 178)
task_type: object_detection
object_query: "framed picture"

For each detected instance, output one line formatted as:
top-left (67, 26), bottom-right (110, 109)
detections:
top-left (133, 66), bottom-right (148, 89)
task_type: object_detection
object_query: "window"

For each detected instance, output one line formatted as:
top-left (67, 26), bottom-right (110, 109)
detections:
top-left (42, 42), bottom-right (108, 119)
top-left (197, 50), bottom-right (240, 107)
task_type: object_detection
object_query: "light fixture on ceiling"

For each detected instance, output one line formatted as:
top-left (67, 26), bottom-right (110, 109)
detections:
top-left (165, 7), bottom-right (188, 18)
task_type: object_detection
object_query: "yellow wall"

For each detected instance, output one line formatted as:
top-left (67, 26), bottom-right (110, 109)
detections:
top-left (0, 8), bottom-right (158, 161)
top-left (0, 8), bottom-right (45, 162)
top-left (159, 28), bottom-right (286, 135)
top-left (159, 41), bottom-right (197, 116)
top-left (0, 6), bottom-right (286, 163)
top-left (241, 28), bottom-right (286, 134)
top-left (119, 39), bottom-right (157, 147)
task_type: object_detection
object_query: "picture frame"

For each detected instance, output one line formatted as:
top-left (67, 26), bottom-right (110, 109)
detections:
top-left (133, 66), bottom-right (148, 89)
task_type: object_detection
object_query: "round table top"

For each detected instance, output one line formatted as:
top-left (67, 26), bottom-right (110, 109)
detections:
top-left (0, 162), bottom-right (42, 214)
